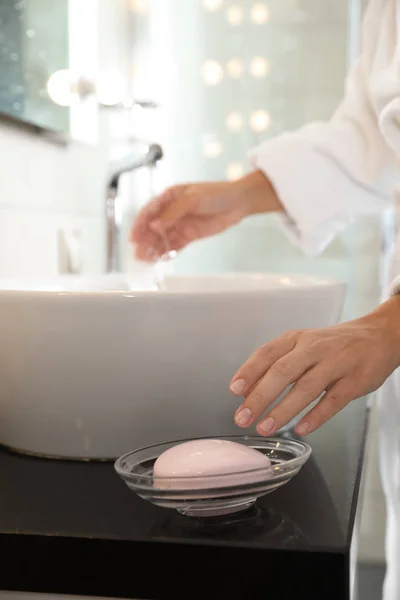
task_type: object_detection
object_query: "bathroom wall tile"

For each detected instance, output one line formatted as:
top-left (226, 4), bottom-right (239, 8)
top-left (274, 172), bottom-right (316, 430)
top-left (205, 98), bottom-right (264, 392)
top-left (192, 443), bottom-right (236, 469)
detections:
top-left (0, 208), bottom-right (59, 277)
top-left (0, 118), bottom-right (108, 217)
top-left (79, 214), bottom-right (106, 274)
top-left (0, 208), bottom-right (104, 278)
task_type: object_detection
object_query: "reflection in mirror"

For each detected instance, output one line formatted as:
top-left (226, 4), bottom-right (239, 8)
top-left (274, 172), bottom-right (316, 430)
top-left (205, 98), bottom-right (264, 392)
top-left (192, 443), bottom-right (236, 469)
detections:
top-left (0, 0), bottom-right (99, 143)
top-left (0, 0), bottom-right (69, 133)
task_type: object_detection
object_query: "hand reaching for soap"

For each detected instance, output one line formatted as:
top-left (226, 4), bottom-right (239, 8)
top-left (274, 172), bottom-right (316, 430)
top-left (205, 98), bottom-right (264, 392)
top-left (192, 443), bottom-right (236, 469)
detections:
top-left (130, 171), bottom-right (283, 262)
top-left (230, 296), bottom-right (400, 436)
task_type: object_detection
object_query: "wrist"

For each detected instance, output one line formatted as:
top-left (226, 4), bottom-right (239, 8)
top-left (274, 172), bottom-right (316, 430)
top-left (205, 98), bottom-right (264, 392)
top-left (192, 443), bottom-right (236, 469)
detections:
top-left (232, 170), bottom-right (284, 218)
top-left (364, 295), bottom-right (400, 361)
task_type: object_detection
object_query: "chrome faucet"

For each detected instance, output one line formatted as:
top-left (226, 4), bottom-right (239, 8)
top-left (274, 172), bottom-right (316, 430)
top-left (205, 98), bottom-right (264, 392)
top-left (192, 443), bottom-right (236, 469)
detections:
top-left (106, 143), bottom-right (163, 273)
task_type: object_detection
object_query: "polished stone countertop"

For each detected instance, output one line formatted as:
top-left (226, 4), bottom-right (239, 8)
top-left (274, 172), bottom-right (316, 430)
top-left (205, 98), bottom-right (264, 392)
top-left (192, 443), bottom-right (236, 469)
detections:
top-left (0, 399), bottom-right (368, 600)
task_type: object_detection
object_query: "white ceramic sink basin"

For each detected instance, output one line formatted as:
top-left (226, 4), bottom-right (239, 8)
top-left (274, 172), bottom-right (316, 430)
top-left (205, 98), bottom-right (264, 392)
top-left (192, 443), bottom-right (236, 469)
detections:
top-left (0, 273), bottom-right (346, 460)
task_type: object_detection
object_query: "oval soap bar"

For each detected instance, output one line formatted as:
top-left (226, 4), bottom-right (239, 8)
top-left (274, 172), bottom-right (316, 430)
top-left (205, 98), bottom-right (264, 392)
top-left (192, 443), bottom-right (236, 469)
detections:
top-left (153, 439), bottom-right (272, 490)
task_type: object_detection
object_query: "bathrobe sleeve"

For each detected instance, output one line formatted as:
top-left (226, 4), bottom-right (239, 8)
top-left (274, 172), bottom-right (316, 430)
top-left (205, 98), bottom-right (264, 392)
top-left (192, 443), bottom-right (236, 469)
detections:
top-left (249, 0), bottom-right (396, 257)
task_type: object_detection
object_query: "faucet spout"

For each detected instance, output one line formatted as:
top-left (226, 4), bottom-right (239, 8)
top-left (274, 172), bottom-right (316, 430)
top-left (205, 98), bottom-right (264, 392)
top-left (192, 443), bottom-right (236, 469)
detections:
top-left (108, 143), bottom-right (163, 190)
top-left (106, 143), bottom-right (163, 273)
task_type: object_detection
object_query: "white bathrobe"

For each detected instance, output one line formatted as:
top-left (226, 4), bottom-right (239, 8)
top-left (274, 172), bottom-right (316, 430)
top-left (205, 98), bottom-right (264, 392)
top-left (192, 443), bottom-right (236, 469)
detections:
top-left (251, 1), bottom-right (400, 598)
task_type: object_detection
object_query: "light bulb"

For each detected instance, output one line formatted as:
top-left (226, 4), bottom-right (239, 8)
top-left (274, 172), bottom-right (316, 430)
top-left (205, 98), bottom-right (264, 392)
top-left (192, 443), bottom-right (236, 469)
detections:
top-left (226, 4), bottom-right (243, 25)
top-left (203, 0), bottom-right (224, 10)
top-left (128, 0), bottom-right (148, 13)
top-left (203, 139), bottom-right (223, 157)
top-left (226, 163), bottom-right (244, 181)
top-left (202, 60), bottom-right (224, 85)
top-left (226, 111), bottom-right (243, 131)
top-left (250, 110), bottom-right (271, 132)
top-left (251, 3), bottom-right (270, 24)
top-left (250, 56), bottom-right (269, 78)
top-left (96, 69), bottom-right (127, 106)
top-left (226, 59), bottom-right (244, 78)
top-left (47, 69), bottom-right (77, 107)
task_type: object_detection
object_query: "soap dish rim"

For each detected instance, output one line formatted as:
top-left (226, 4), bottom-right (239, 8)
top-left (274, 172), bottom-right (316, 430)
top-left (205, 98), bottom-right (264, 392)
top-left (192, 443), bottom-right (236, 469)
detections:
top-left (114, 435), bottom-right (312, 490)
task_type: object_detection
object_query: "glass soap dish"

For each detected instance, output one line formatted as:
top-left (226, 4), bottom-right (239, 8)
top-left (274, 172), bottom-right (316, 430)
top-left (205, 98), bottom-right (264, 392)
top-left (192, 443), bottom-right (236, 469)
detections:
top-left (115, 436), bottom-right (312, 518)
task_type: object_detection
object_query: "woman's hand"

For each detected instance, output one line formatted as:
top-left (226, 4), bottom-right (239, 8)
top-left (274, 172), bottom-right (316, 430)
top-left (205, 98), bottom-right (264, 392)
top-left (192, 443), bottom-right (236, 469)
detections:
top-left (231, 296), bottom-right (400, 436)
top-left (130, 171), bottom-right (282, 262)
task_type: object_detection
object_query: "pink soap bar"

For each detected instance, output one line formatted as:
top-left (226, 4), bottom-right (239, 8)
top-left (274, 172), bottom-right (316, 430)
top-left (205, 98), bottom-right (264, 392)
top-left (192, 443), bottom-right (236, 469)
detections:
top-left (153, 439), bottom-right (272, 490)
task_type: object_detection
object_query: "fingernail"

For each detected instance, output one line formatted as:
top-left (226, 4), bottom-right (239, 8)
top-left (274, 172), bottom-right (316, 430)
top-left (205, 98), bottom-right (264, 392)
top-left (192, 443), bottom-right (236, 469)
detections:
top-left (235, 407), bottom-right (252, 427)
top-left (296, 421), bottom-right (311, 436)
top-left (257, 417), bottom-right (275, 436)
top-left (230, 379), bottom-right (246, 395)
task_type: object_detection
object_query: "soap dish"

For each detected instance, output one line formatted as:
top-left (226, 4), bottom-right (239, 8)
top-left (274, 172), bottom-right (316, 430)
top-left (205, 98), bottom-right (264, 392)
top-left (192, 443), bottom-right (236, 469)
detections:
top-left (114, 436), bottom-right (312, 518)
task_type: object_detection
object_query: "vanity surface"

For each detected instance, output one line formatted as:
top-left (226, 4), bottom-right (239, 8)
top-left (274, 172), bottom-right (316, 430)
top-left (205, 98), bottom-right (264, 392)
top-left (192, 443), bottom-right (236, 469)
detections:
top-left (0, 400), bottom-right (368, 600)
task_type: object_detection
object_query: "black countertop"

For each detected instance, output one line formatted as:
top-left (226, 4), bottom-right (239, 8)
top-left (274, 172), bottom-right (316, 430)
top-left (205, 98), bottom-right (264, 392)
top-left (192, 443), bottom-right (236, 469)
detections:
top-left (0, 400), bottom-right (368, 600)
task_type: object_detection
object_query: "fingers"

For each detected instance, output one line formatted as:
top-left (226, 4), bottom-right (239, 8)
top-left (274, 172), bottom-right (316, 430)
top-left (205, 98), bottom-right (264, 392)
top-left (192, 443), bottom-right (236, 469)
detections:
top-left (134, 223), bottom-right (192, 261)
top-left (232, 323), bottom-right (372, 437)
top-left (130, 190), bottom-right (172, 244)
top-left (294, 378), bottom-right (358, 436)
top-left (151, 188), bottom-right (191, 231)
top-left (134, 233), bottom-right (164, 262)
top-left (130, 186), bottom-right (194, 262)
top-left (231, 330), bottom-right (356, 437)
top-left (255, 364), bottom-right (334, 436)
top-left (230, 332), bottom-right (298, 397)
top-left (234, 347), bottom-right (319, 429)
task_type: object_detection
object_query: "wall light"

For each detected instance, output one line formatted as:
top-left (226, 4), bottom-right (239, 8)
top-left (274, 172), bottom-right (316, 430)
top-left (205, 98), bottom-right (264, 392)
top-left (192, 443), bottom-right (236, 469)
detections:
top-left (202, 60), bottom-right (224, 85)
top-left (96, 69), bottom-right (127, 106)
top-left (226, 163), bottom-right (244, 180)
top-left (250, 110), bottom-right (271, 132)
top-left (250, 56), bottom-right (269, 78)
top-left (128, 0), bottom-right (148, 13)
top-left (203, 0), bottom-right (224, 10)
top-left (251, 3), bottom-right (270, 24)
top-left (47, 68), bottom-right (128, 107)
top-left (46, 69), bottom-right (80, 107)
top-left (203, 139), bottom-right (223, 157)
top-left (226, 59), bottom-right (244, 78)
top-left (226, 4), bottom-right (244, 25)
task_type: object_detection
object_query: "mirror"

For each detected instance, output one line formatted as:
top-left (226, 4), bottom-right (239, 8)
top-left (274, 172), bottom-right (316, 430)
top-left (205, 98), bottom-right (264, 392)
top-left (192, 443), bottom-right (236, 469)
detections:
top-left (0, 0), bottom-right (98, 142)
top-left (0, 0), bottom-right (69, 133)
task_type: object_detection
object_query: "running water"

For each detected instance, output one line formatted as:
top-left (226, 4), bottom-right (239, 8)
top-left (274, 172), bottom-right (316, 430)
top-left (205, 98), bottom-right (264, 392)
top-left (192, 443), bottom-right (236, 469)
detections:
top-left (148, 164), bottom-right (176, 290)
top-left (155, 230), bottom-right (177, 290)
